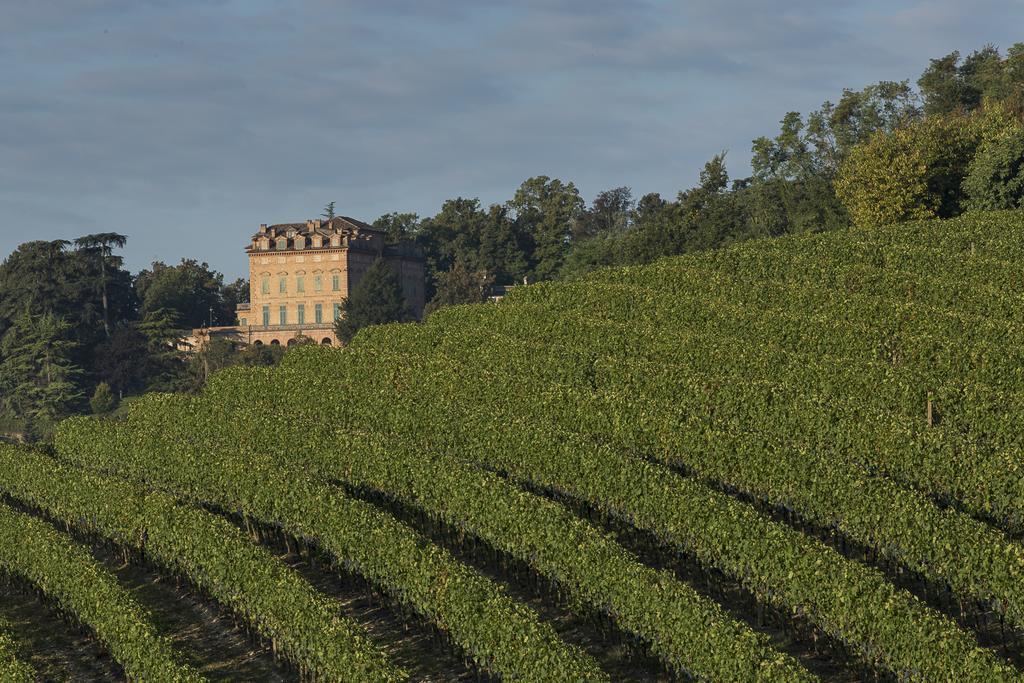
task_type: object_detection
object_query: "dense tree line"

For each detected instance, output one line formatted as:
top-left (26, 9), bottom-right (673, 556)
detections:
top-left (2, 42), bottom-right (1021, 437)
top-left (386, 43), bottom-right (1022, 313)
top-left (0, 238), bottom-right (252, 439)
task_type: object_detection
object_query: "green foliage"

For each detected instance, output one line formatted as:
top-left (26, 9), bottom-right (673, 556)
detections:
top-left (424, 258), bottom-right (495, 314)
top-left (334, 258), bottom-right (408, 343)
top-left (0, 445), bottom-right (403, 682)
top-left (964, 128), bottom-right (1024, 210)
top-left (57, 408), bottom-right (607, 682)
top-left (836, 112), bottom-right (986, 227)
top-left (373, 211), bottom-right (420, 246)
top-left (0, 311), bottom-right (82, 434)
top-left (89, 381), bottom-right (117, 414)
top-left (135, 259), bottom-right (233, 329)
top-left (54, 210), bottom-right (1024, 682)
top-left (509, 176), bottom-right (585, 281)
top-left (917, 45), bottom-right (1024, 116)
top-left (322, 201), bottom-right (336, 220)
top-left (92, 326), bottom-right (153, 395)
top-left (0, 500), bottom-right (202, 680)
top-left (0, 618), bottom-right (33, 682)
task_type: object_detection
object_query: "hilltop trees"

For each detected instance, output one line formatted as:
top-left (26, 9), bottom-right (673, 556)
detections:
top-left (0, 312), bottom-right (82, 436)
top-left (334, 258), bottom-right (408, 344)
top-left (73, 233), bottom-right (128, 339)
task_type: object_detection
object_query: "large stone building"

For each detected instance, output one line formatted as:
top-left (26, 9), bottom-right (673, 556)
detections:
top-left (192, 216), bottom-right (424, 349)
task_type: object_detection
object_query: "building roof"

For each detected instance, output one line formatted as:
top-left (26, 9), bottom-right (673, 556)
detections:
top-left (251, 216), bottom-right (381, 240)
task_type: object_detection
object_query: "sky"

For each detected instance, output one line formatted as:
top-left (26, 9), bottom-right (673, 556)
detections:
top-left (1, 1), bottom-right (1021, 280)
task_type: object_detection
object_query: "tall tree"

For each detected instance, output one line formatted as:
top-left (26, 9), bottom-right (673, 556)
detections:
top-left (334, 258), bottom-right (407, 344)
top-left (73, 232), bottom-right (128, 339)
top-left (425, 258), bottom-right (495, 315)
top-left (0, 240), bottom-right (72, 324)
top-left (0, 311), bottom-right (82, 436)
top-left (374, 212), bottom-right (421, 246)
top-left (508, 176), bottom-right (584, 282)
top-left (322, 201), bottom-right (336, 220)
top-left (575, 187), bottom-right (634, 240)
top-left (135, 259), bottom-right (232, 329)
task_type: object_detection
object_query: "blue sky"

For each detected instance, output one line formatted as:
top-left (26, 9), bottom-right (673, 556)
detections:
top-left (1, 1), bottom-right (1021, 280)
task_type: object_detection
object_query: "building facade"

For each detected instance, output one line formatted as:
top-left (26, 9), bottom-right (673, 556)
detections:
top-left (192, 216), bottom-right (424, 349)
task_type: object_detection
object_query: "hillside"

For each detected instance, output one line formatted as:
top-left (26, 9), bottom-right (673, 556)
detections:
top-left (1, 210), bottom-right (1024, 680)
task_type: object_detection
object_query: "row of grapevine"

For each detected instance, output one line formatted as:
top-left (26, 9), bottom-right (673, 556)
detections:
top-left (54, 413), bottom-right (608, 683)
top-left (0, 444), bottom-right (404, 682)
top-left (0, 619), bottom-right (33, 682)
top-left (63, 347), bottom-right (1023, 682)
top-left (377, 301), bottom-right (1024, 632)
top-left (243, 427), bottom-right (812, 680)
top-left (0, 500), bottom-right (202, 681)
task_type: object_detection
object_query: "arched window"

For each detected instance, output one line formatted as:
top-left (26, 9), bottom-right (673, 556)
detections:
top-left (321, 338), bottom-right (332, 345)
top-left (270, 339), bottom-right (280, 346)
top-left (253, 340), bottom-right (264, 346)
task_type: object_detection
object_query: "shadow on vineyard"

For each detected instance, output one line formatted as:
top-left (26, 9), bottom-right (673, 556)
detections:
top-left (210, 505), bottom-right (485, 682)
top-left (0, 579), bottom-right (124, 681)
top-left (339, 481), bottom-right (672, 681)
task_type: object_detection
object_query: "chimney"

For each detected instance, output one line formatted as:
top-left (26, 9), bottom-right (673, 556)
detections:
top-left (259, 224), bottom-right (267, 234)
top-left (314, 219), bottom-right (322, 230)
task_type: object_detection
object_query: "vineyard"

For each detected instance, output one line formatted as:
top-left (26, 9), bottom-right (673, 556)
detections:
top-left (0, 209), bottom-right (1023, 680)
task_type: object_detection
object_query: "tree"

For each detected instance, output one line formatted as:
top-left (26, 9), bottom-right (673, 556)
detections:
top-left (135, 259), bottom-right (232, 329)
top-left (322, 201), bottom-right (336, 220)
top-left (89, 382), bottom-right (117, 414)
top-left (963, 128), bottom-right (1024, 210)
top-left (220, 278), bottom-right (249, 321)
top-left (334, 258), bottom-right (407, 344)
top-left (919, 51), bottom-right (973, 116)
top-left (374, 212), bottom-right (420, 246)
top-left (137, 307), bottom-right (187, 391)
top-left (836, 106), bottom-right (1020, 227)
top-left (425, 258), bottom-right (495, 314)
top-left (73, 232), bottom-right (127, 338)
top-left (0, 311), bottom-right (82, 436)
top-left (508, 176), bottom-right (585, 282)
top-left (92, 326), bottom-right (153, 395)
top-left (0, 240), bottom-right (73, 324)
top-left (574, 187), bottom-right (634, 240)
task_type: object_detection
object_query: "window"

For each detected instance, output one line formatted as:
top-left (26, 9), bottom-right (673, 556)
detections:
top-left (279, 305), bottom-right (287, 326)
top-left (297, 304), bottom-right (305, 325)
top-left (332, 274), bottom-right (340, 291)
top-left (262, 306), bottom-right (270, 327)
top-left (240, 318), bottom-right (247, 327)
top-left (296, 276), bottom-right (305, 293)
top-left (261, 277), bottom-right (270, 295)
top-left (279, 276), bottom-right (287, 293)
top-left (314, 303), bottom-right (323, 324)
top-left (314, 275), bottom-right (322, 292)
top-left (333, 303), bottom-right (342, 320)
